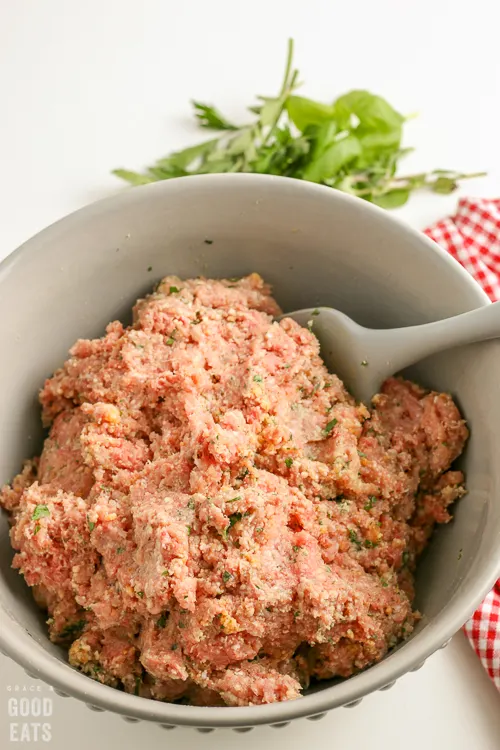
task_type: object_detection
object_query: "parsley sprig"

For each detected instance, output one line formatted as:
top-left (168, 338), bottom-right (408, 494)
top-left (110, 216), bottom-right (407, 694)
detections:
top-left (113, 39), bottom-right (484, 208)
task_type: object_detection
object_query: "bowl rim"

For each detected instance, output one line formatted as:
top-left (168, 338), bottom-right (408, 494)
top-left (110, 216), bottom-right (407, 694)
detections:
top-left (1, 173), bottom-right (498, 728)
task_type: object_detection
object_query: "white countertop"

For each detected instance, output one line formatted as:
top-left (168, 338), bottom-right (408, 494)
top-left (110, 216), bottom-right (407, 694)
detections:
top-left (1, 1), bottom-right (500, 747)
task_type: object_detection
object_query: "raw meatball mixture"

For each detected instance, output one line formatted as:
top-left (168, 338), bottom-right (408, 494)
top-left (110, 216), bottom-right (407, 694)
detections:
top-left (0, 273), bottom-right (468, 706)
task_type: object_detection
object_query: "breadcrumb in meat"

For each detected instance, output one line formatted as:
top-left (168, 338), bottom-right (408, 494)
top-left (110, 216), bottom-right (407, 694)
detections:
top-left (0, 274), bottom-right (468, 706)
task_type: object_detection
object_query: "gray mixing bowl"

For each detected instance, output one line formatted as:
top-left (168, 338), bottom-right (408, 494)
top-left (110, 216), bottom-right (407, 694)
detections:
top-left (1, 174), bottom-right (500, 730)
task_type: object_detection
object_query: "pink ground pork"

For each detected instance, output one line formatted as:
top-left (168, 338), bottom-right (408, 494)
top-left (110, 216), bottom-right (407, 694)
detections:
top-left (0, 274), bottom-right (468, 706)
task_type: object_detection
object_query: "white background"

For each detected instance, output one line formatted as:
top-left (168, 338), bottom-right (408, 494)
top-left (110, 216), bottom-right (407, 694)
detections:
top-left (1, 1), bottom-right (500, 747)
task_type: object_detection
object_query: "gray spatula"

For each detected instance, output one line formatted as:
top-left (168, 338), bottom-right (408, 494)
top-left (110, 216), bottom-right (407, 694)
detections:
top-left (279, 304), bottom-right (500, 403)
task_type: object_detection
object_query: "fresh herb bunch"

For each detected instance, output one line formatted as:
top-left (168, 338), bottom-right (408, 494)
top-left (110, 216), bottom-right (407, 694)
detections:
top-left (113, 39), bottom-right (484, 208)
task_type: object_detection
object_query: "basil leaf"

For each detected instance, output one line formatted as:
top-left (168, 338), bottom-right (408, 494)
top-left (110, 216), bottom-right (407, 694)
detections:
top-left (431, 176), bottom-right (459, 194)
top-left (286, 96), bottom-right (335, 132)
top-left (303, 136), bottom-right (361, 183)
top-left (371, 189), bottom-right (410, 209)
top-left (333, 90), bottom-right (403, 133)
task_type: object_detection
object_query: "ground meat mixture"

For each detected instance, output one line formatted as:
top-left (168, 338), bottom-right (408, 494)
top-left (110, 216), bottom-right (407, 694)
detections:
top-left (0, 273), bottom-right (468, 706)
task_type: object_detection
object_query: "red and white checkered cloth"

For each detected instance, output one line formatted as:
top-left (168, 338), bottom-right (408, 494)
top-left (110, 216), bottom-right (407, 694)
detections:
top-left (425, 197), bottom-right (500, 689)
top-left (425, 197), bottom-right (500, 302)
